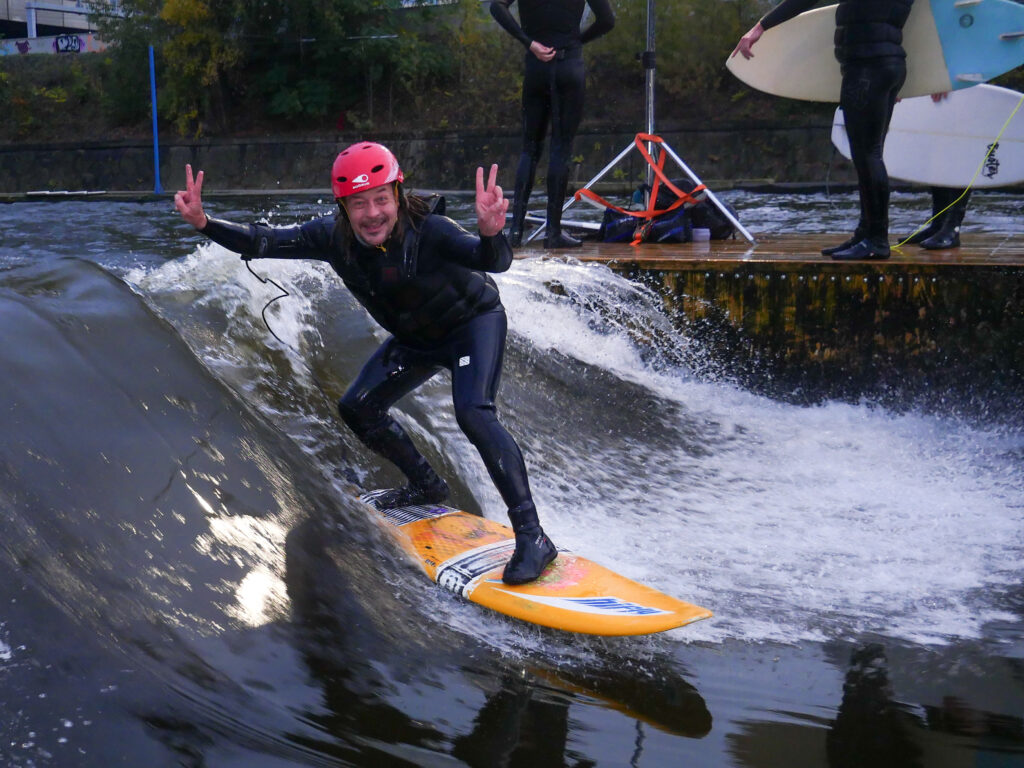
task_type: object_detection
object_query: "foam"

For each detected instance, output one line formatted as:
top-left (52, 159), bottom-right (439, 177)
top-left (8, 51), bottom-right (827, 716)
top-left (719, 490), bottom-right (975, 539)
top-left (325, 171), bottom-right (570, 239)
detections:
top-left (128, 217), bottom-right (1024, 648)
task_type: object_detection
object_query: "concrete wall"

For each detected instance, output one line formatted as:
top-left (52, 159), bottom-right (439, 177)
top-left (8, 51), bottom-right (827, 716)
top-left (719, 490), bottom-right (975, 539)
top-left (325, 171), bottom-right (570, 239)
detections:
top-left (624, 261), bottom-right (1024, 416)
top-left (0, 124), bottom-right (854, 194)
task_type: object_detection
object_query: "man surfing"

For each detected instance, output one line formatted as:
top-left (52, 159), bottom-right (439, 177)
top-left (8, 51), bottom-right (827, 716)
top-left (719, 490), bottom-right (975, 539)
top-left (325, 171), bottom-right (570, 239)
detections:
top-left (174, 142), bottom-right (557, 584)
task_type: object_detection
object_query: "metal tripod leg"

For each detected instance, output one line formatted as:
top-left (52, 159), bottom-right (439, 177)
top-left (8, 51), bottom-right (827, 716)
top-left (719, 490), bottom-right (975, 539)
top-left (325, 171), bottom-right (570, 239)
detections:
top-left (524, 142), bottom-right (635, 244)
top-left (659, 141), bottom-right (756, 244)
top-left (529, 137), bottom-right (756, 245)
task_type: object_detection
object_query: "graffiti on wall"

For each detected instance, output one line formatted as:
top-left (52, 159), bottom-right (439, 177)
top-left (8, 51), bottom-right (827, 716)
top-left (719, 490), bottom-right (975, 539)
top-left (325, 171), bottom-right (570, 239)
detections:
top-left (0, 34), bottom-right (108, 56)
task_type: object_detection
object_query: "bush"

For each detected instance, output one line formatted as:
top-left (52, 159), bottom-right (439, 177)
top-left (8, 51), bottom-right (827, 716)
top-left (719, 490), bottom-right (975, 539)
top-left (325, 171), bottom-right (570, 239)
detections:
top-left (0, 0), bottom-right (848, 143)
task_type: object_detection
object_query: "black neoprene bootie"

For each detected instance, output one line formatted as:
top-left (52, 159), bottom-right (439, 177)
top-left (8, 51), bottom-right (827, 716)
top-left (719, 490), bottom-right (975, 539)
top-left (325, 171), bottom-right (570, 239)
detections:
top-left (904, 220), bottom-right (943, 245)
top-left (830, 237), bottom-right (891, 261)
top-left (369, 472), bottom-right (449, 510)
top-left (543, 228), bottom-right (582, 249)
top-left (508, 222), bottom-right (524, 248)
top-left (907, 187), bottom-right (969, 246)
top-left (821, 230), bottom-right (866, 256)
top-left (920, 194), bottom-right (968, 250)
top-left (920, 221), bottom-right (960, 250)
top-left (502, 502), bottom-right (557, 585)
top-left (543, 168), bottom-right (581, 249)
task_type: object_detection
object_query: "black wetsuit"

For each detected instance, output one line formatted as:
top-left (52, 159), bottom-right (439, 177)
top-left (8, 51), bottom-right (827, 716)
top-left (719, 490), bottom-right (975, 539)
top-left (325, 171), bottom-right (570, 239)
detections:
top-left (490, 0), bottom-right (615, 242)
top-left (761, 0), bottom-right (913, 243)
top-left (199, 210), bottom-right (532, 512)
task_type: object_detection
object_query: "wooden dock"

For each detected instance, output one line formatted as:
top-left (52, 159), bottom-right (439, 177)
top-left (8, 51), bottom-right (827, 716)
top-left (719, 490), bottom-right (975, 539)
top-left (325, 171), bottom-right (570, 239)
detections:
top-left (518, 234), bottom-right (1024, 412)
top-left (518, 233), bottom-right (1024, 269)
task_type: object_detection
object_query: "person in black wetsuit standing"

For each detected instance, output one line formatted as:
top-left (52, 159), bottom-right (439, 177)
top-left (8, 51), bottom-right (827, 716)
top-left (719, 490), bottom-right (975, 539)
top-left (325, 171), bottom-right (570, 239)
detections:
top-left (733, 0), bottom-right (913, 260)
top-left (173, 142), bottom-right (557, 584)
top-left (490, 0), bottom-right (615, 249)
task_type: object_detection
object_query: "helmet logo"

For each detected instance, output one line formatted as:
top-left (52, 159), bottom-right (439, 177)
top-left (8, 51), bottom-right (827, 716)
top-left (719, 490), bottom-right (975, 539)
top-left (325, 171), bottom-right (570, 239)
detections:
top-left (353, 173), bottom-right (369, 186)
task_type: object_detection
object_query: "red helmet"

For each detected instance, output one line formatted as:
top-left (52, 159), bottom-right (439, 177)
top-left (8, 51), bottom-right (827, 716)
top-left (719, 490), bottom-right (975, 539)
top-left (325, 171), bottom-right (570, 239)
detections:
top-left (331, 142), bottom-right (403, 199)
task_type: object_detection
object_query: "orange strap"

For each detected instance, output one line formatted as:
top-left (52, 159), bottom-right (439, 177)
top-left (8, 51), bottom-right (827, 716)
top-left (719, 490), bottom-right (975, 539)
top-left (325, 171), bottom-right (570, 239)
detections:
top-left (574, 134), bottom-right (707, 245)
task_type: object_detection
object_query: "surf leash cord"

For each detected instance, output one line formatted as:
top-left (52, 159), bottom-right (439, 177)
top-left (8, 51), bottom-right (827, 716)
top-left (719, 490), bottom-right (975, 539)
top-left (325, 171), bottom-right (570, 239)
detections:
top-left (241, 257), bottom-right (344, 434)
top-left (243, 257), bottom-right (291, 346)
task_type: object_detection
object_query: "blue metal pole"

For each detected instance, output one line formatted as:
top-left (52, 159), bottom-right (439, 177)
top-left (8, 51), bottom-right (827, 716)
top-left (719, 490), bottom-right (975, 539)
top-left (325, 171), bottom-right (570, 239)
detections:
top-left (149, 44), bottom-right (162, 194)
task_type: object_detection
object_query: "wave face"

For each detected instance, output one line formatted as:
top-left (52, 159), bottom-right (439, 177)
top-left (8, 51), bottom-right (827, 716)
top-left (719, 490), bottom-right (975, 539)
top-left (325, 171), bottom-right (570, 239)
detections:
top-left (2, 193), bottom-right (1023, 766)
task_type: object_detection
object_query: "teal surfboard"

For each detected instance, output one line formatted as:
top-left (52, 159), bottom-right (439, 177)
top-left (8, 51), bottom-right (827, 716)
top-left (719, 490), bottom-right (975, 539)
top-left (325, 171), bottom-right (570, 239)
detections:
top-left (726, 0), bottom-right (1024, 102)
top-left (933, 0), bottom-right (1024, 89)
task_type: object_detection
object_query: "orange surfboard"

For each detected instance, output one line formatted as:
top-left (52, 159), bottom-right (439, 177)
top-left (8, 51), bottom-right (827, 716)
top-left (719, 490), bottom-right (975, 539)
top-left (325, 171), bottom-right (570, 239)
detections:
top-left (361, 493), bottom-right (712, 636)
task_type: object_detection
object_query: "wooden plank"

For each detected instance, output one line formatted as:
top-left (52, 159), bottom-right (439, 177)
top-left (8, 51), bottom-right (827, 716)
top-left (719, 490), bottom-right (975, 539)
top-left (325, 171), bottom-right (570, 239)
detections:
top-left (515, 234), bottom-right (1024, 270)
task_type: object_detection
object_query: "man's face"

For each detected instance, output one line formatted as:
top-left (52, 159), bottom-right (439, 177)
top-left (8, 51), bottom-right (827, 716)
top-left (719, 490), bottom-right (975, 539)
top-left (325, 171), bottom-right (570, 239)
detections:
top-left (343, 183), bottom-right (398, 246)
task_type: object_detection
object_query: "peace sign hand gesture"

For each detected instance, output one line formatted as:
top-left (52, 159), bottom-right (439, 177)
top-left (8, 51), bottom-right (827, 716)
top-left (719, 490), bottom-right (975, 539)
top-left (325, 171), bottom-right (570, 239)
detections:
top-left (475, 164), bottom-right (509, 238)
top-left (174, 164), bottom-right (208, 230)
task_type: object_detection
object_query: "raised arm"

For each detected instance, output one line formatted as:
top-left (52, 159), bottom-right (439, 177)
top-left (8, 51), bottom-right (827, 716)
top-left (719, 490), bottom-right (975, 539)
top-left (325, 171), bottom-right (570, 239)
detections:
top-left (418, 166), bottom-right (512, 273)
top-left (581, 0), bottom-right (615, 44)
top-left (490, 0), bottom-right (531, 48)
top-left (732, 0), bottom-right (820, 59)
top-left (174, 164), bottom-right (334, 261)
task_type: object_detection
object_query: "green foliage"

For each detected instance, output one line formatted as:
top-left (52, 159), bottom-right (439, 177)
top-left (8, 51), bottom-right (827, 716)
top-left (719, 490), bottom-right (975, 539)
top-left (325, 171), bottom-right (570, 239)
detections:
top-left (2, 0), bottom-right (836, 141)
top-left (0, 54), bottom-right (110, 140)
top-left (89, 0), bottom-right (166, 126)
top-left (994, 67), bottom-right (1024, 94)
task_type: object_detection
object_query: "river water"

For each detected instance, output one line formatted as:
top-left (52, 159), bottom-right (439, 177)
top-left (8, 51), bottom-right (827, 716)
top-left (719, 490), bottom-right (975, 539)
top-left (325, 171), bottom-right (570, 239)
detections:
top-left (1, 189), bottom-right (1023, 767)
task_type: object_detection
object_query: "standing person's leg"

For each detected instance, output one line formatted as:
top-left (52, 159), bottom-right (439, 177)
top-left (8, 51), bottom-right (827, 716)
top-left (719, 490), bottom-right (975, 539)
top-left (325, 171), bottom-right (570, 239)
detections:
top-left (832, 59), bottom-right (906, 260)
top-left (920, 187), bottom-right (970, 249)
top-left (338, 339), bottom-right (448, 509)
top-left (446, 310), bottom-right (556, 584)
top-left (821, 118), bottom-right (868, 255)
top-left (905, 186), bottom-right (948, 244)
top-left (544, 53), bottom-right (586, 249)
top-left (510, 55), bottom-right (552, 247)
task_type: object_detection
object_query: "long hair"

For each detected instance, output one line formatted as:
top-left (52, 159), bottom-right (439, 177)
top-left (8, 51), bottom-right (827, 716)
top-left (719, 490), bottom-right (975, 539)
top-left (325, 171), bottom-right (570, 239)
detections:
top-left (331, 183), bottom-right (431, 257)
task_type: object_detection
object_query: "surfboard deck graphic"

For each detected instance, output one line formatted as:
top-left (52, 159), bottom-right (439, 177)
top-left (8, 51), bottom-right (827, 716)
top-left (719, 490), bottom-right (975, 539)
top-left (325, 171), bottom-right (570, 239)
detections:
top-left (726, 0), bottom-right (1024, 102)
top-left (831, 84), bottom-right (1024, 187)
top-left (360, 493), bottom-right (712, 636)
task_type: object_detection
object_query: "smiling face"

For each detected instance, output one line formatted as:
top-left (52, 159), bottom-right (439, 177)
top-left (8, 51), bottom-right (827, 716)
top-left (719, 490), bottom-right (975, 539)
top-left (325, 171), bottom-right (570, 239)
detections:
top-left (342, 183), bottom-right (399, 246)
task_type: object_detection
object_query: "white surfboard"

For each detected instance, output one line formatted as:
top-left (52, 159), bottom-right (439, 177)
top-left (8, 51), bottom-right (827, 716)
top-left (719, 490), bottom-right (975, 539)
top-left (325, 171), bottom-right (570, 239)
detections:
top-left (831, 84), bottom-right (1024, 187)
top-left (726, 0), bottom-right (1024, 102)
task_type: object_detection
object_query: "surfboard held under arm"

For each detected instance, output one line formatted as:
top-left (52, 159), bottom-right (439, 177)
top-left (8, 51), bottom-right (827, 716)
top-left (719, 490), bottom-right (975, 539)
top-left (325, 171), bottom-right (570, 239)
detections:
top-left (361, 492), bottom-right (712, 636)
top-left (831, 83), bottom-right (1024, 187)
top-left (726, 0), bottom-right (1024, 102)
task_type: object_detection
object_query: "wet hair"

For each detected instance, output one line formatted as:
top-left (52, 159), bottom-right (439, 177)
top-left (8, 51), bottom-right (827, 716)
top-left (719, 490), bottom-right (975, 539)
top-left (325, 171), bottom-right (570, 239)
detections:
top-left (331, 183), bottom-right (430, 256)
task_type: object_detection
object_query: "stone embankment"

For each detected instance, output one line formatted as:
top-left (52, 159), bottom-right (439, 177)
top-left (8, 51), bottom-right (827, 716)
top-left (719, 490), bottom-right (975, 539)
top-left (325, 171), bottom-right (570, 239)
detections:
top-left (0, 124), bottom-right (851, 195)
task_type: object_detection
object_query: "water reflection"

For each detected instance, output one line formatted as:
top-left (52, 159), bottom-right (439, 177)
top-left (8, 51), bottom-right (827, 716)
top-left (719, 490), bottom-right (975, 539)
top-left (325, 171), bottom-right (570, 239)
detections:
top-left (284, 510), bottom-right (711, 764)
top-left (828, 644), bottom-right (922, 768)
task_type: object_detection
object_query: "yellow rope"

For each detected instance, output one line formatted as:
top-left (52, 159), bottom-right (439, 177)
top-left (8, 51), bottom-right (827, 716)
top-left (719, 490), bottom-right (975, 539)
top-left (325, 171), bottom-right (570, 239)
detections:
top-left (895, 92), bottom-right (1024, 249)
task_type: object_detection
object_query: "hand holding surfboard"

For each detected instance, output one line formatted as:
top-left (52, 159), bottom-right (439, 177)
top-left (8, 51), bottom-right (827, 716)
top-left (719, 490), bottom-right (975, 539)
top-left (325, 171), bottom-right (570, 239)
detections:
top-left (830, 83), bottom-right (1024, 187)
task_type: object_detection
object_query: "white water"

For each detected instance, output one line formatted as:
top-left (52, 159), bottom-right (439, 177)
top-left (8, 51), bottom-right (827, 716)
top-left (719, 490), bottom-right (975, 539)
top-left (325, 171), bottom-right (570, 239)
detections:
top-left (129, 234), bottom-right (1024, 650)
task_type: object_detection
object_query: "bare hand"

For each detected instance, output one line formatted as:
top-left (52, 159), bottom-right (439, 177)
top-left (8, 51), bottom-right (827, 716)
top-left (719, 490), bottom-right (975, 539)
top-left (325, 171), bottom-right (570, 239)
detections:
top-left (174, 164), bottom-right (208, 229)
top-left (529, 40), bottom-right (556, 62)
top-left (731, 22), bottom-right (764, 60)
top-left (475, 164), bottom-right (509, 238)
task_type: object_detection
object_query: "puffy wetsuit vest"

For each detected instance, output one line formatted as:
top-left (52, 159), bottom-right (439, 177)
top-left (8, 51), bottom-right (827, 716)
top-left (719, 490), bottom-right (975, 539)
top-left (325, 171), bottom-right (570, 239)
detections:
top-left (489, 0), bottom-right (615, 51)
top-left (760, 0), bottom-right (914, 63)
top-left (201, 207), bottom-right (512, 349)
top-left (834, 0), bottom-right (913, 61)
